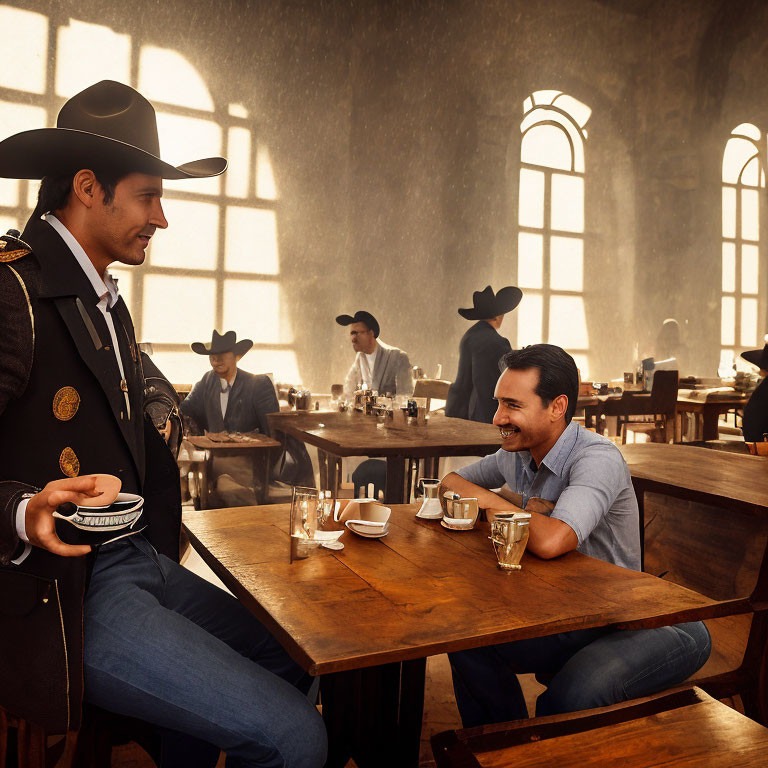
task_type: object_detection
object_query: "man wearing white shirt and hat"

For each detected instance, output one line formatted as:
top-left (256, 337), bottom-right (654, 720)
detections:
top-left (336, 309), bottom-right (413, 398)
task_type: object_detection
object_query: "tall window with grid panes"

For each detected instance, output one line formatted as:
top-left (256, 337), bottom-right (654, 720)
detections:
top-left (515, 90), bottom-right (591, 377)
top-left (0, 7), bottom-right (297, 387)
top-left (720, 123), bottom-right (765, 375)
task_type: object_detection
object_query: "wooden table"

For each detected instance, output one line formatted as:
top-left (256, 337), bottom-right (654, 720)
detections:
top-left (268, 411), bottom-right (501, 503)
top-left (185, 434), bottom-right (281, 507)
top-left (676, 395), bottom-right (749, 441)
top-left (618, 442), bottom-right (768, 515)
top-left (584, 392), bottom-right (748, 441)
top-left (184, 503), bottom-right (739, 768)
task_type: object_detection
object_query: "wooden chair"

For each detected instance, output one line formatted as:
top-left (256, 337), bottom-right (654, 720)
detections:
top-left (640, 477), bottom-right (768, 722)
top-left (601, 369), bottom-right (679, 443)
top-left (431, 687), bottom-right (768, 767)
top-left (412, 378), bottom-right (452, 413)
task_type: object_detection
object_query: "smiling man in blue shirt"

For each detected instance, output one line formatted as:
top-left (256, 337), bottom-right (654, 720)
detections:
top-left (440, 344), bottom-right (711, 727)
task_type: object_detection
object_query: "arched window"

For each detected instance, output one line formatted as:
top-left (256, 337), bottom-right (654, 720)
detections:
top-left (0, 7), bottom-right (297, 386)
top-left (516, 90), bottom-right (591, 376)
top-left (721, 123), bottom-right (764, 374)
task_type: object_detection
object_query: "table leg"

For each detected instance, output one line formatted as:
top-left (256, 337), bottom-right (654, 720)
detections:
top-left (739, 610), bottom-right (768, 724)
top-left (384, 456), bottom-right (407, 504)
top-left (632, 477), bottom-right (645, 572)
top-left (320, 658), bottom-right (427, 768)
top-left (252, 449), bottom-right (273, 505)
top-left (201, 450), bottom-right (211, 509)
top-left (701, 408), bottom-right (720, 442)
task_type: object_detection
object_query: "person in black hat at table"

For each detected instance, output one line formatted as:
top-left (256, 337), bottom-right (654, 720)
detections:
top-left (336, 310), bottom-right (413, 398)
top-left (0, 81), bottom-right (326, 766)
top-left (181, 330), bottom-right (313, 504)
top-left (445, 285), bottom-right (523, 423)
top-left (740, 342), bottom-right (768, 442)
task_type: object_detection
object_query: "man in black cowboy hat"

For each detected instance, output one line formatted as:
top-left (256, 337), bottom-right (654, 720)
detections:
top-left (181, 330), bottom-right (313, 504)
top-left (336, 310), bottom-right (413, 397)
top-left (445, 285), bottom-right (522, 423)
top-left (741, 341), bottom-right (768, 442)
top-left (0, 81), bottom-right (326, 766)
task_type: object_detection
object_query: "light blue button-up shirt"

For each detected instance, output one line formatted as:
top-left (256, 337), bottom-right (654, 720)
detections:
top-left (457, 421), bottom-right (641, 570)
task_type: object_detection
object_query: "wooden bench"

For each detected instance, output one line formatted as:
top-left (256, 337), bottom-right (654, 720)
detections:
top-left (431, 687), bottom-right (768, 767)
top-left (640, 488), bottom-right (768, 719)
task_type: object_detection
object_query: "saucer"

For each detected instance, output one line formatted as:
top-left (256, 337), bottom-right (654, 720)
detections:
top-left (416, 509), bottom-right (443, 520)
top-left (441, 519), bottom-right (474, 532)
top-left (345, 520), bottom-right (391, 538)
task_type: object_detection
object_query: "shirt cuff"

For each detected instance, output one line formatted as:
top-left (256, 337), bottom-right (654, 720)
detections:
top-left (16, 497), bottom-right (30, 543)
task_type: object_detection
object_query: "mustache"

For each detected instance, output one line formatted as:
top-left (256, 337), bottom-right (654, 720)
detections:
top-left (139, 228), bottom-right (156, 238)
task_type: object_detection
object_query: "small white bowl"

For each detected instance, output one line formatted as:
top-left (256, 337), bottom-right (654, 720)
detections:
top-left (338, 500), bottom-right (391, 525)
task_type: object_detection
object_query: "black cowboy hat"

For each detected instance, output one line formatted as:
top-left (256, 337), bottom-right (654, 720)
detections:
top-left (335, 310), bottom-right (380, 338)
top-left (741, 343), bottom-right (768, 370)
top-left (458, 285), bottom-right (523, 320)
top-left (0, 80), bottom-right (226, 180)
top-left (191, 330), bottom-right (253, 357)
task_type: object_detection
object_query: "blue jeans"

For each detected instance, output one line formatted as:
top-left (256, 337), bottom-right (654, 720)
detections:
top-left (83, 536), bottom-right (327, 768)
top-left (448, 622), bottom-right (711, 727)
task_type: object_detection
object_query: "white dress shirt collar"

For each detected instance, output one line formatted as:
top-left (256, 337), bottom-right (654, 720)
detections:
top-left (219, 371), bottom-right (237, 391)
top-left (43, 213), bottom-right (119, 308)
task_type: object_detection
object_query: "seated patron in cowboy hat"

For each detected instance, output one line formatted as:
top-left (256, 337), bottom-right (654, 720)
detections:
top-left (336, 310), bottom-right (414, 398)
top-left (180, 329), bottom-right (313, 504)
top-left (440, 344), bottom-right (710, 727)
top-left (445, 285), bottom-right (522, 423)
top-left (0, 81), bottom-right (326, 766)
top-left (740, 341), bottom-right (768, 442)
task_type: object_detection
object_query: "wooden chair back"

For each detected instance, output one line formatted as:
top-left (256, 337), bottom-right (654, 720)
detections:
top-left (413, 378), bottom-right (452, 413)
top-left (413, 378), bottom-right (452, 400)
top-left (431, 687), bottom-right (768, 768)
top-left (648, 369), bottom-right (679, 415)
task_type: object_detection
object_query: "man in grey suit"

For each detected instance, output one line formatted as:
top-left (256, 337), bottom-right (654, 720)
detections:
top-left (336, 310), bottom-right (413, 397)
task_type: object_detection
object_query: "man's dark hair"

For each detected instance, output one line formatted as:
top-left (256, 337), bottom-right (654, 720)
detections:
top-left (33, 168), bottom-right (129, 216)
top-left (499, 344), bottom-right (580, 424)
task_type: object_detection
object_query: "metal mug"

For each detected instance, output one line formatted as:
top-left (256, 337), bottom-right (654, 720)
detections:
top-left (443, 495), bottom-right (479, 529)
top-left (489, 512), bottom-right (531, 570)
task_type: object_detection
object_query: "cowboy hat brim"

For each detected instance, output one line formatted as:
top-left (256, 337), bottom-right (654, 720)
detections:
top-left (741, 346), bottom-right (768, 369)
top-left (0, 128), bottom-right (226, 180)
top-left (191, 339), bottom-right (253, 356)
top-left (458, 286), bottom-right (523, 320)
top-left (335, 311), bottom-right (380, 338)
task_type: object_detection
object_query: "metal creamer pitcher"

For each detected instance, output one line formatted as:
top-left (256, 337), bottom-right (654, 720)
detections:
top-left (489, 511), bottom-right (531, 570)
top-left (416, 478), bottom-right (442, 518)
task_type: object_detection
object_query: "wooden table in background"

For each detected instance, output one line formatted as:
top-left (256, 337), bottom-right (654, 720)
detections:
top-left (268, 411), bottom-right (501, 503)
top-left (184, 503), bottom-right (737, 768)
top-left (583, 393), bottom-right (749, 441)
top-left (185, 434), bottom-right (281, 507)
top-left (675, 395), bottom-right (749, 441)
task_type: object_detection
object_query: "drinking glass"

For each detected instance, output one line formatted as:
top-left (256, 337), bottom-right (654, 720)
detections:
top-left (290, 486), bottom-right (319, 561)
